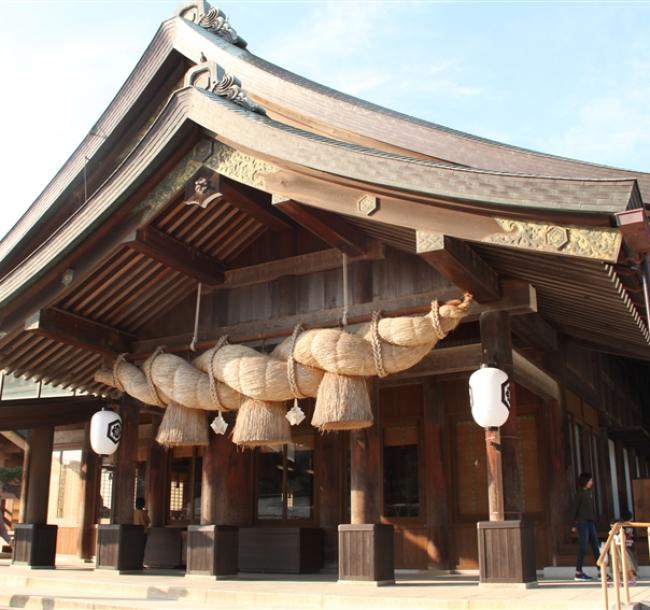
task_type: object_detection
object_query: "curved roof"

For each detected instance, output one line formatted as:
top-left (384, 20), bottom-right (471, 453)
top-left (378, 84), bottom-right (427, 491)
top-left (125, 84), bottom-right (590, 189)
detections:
top-left (1, 7), bottom-right (648, 275)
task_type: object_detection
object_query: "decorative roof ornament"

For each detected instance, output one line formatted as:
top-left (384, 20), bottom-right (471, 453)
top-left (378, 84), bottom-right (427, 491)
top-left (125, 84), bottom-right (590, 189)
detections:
top-left (177, 1), bottom-right (247, 49)
top-left (184, 59), bottom-right (265, 115)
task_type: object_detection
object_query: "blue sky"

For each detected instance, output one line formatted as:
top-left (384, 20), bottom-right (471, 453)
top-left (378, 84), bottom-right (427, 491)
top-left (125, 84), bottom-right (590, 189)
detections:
top-left (0, 1), bottom-right (649, 240)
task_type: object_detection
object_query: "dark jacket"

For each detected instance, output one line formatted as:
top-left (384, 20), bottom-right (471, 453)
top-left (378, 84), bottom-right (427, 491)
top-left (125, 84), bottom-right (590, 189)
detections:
top-left (574, 488), bottom-right (596, 522)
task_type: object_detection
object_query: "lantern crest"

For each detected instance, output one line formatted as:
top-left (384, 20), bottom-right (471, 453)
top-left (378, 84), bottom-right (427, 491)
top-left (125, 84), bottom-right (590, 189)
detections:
top-left (468, 366), bottom-right (510, 428)
top-left (90, 408), bottom-right (122, 455)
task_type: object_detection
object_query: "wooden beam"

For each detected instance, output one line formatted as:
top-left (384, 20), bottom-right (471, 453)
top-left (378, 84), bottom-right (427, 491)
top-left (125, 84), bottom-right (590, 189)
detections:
top-left (133, 279), bottom-right (536, 356)
top-left (273, 199), bottom-right (367, 256)
top-left (512, 349), bottom-right (560, 401)
top-left (0, 430), bottom-right (27, 451)
top-left (416, 234), bottom-right (500, 303)
top-left (220, 176), bottom-right (292, 232)
top-left (511, 313), bottom-right (558, 353)
top-left (0, 397), bottom-right (104, 430)
top-left (125, 226), bottom-right (224, 285)
top-left (222, 242), bottom-right (383, 288)
top-left (24, 308), bottom-right (133, 357)
top-left (386, 343), bottom-right (482, 380)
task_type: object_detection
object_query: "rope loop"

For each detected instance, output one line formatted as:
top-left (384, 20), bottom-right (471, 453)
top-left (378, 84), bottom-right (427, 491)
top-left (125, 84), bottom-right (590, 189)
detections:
top-left (143, 346), bottom-right (166, 407)
top-left (209, 336), bottom-right (229, 410)
top-left (112, 354), bottom-right (127, 393)
top-left (430, 300), bottom-right (446, 340)
top-left (287, 324), bottom-right (306, 399)
top-left (371, 311), bottom-right (388, 378)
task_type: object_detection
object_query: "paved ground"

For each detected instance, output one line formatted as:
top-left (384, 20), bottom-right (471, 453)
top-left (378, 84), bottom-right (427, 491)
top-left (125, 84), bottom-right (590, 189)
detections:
top-left (1, 558), bottom-right (649, 610)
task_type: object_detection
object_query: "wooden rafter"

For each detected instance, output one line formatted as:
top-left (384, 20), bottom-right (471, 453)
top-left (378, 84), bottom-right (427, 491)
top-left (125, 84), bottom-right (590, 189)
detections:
top-left (125, 225), bottom-right (225, 285)
top-left (220, 176), bottom-right (292, 232)
top-left (416, 234), bottom-right (500, 303)
top-left (24, 308), bottom-right (133, 357)
top-left (273, 199), bottom-right (367, 256)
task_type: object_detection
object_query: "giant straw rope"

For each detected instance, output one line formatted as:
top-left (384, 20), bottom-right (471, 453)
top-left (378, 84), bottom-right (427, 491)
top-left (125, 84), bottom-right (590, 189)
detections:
top-left (95, 294), bottom-right (472, 447)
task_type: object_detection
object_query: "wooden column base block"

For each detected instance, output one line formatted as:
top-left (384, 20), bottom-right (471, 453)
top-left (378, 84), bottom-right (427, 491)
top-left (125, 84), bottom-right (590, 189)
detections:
top-left (96, 525), bottom-right (145, 572)
top-left (239, 527), bottom-right (323, 574)
top-left (186, 525), bottom-right (238, 576)
top-left (477, 520), bottom-right (536, 583)
top-left (338, 524), bottom-right (394, 584)
top-left (13, 524), bottom-right (57, 568)
top-left (144, 527), bottom-right (183, 569)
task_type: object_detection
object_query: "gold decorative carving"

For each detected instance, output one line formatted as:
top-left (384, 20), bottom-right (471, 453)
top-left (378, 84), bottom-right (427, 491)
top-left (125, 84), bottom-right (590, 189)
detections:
top-left (183, 173), bottom-right (222, 208)
top-left (204, 142), bottom-right (279, 190)
top-left (487, 218), bottom-right (622, 262)
top-left (358, 194), bottom-right (379, 216)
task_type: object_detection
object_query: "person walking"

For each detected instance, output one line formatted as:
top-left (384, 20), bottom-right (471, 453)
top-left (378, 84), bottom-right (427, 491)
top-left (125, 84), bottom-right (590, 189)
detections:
top-left (571, 472), bottom-right (600, 581)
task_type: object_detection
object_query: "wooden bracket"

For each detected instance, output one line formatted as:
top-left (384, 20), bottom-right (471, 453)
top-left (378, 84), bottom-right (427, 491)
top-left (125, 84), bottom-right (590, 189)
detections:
top-left (220, 176), bottom-right (292, 232)
top-left (24, 308), bottom-right (133, 356)
top-left (273, 199), bottom-right (368, 256)
top-left (125, 225), bottom-right (225, 285)
top-left (417, 233), bottom-right (500, 302)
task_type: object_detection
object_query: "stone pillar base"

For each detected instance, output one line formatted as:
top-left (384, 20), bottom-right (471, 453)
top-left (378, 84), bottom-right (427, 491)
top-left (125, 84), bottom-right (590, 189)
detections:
top-left (186, 525), bottom-right (238, 577)
top-left (477, 519), bottom-right (536, 584)
top-left (96, 524), bottom-right (145, 572)
top-left (13, 524), bottom-right (58, 568)
top-left (338, 523), bottom-right (394, 584)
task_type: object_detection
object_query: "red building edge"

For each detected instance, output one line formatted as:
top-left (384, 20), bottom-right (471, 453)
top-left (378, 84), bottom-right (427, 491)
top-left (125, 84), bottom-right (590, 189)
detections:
top-left (0, 1), bottom-right (649, 576)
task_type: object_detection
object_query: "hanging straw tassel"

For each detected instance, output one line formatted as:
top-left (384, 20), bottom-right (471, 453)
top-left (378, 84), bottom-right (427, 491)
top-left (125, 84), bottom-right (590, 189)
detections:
top-left (232, 399), bottom-right (291, 448)
top-left (311, 372), bottom-right (373, 431)
top-left (156, 402), bottom-right (209, 447)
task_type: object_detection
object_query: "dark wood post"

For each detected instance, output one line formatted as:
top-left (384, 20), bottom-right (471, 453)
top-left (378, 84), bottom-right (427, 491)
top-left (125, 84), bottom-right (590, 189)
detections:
top-left (316, 426), bottom-right (343, 567)
top-left (97, 399), bottom-right (144, 571)
top-left (79, 422), bottom-right (101, 561)
top-left (480, 310), bottom-right (522, 517)
top-left (145, 413), bottom-right (167, 528)
top-left (423, 378), bottom-right (450, 568)
top-left (187, 423), bottom-right (252, 576)
top-left (339, 380), bottom-right (394, 583)
top-left (13, 426), bottom-right (57, 567)
top-left (477, 311), bottom-right (535, 584)
top-left (111, 399), bottom-right (139, 525)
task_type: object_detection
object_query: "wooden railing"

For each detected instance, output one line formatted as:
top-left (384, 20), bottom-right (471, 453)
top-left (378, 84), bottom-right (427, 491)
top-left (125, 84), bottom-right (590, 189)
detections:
top-left (597, 521), bottom-right (650, 610)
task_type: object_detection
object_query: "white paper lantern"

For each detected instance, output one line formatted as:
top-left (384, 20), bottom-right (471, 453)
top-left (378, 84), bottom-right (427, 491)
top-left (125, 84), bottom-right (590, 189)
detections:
top-left (90, 408), bottom-right (122, 455)
top-left (468, 366), bottom-right (511, 428)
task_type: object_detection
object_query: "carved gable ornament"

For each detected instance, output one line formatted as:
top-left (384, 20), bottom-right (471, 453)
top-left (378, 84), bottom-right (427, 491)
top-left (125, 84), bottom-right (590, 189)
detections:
top-left (183, 170), bottom-right (223, 208)
top-left (177, 1), bottom-right (247, 48)
top-left (184, 59), bottom-right (265, 115)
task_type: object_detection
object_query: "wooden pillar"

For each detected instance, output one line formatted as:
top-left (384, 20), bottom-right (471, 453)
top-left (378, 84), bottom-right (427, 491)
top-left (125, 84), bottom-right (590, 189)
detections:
top-left (187, 423), bottom-right (251, 576)
top-left (79, 422), bottom-right (101, 561)
top-left (24, 426), bottom-right (54, 524)
top-left (200, 426), bottom-right (253, 526)
top-left (340, 380), bottom-right (394, 583)
top-left (316, 425), bottom-right (343, 566)
top-left (111, 399), bottom-right (139, 525)
top-left (480, 310), bottom-right (522, 518)
top-left (423, 378), bottom-right (450, 568)
top-left (13, 426), bottom-right (57, 567)
top-left (145, 413), bottom-right (167, 528)
top-left (350, 380), bottom-right (381, 524)
top-left (97, 399), bottom-right (144, 571)
top-left (18, 440), bottom-right (30, 524)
